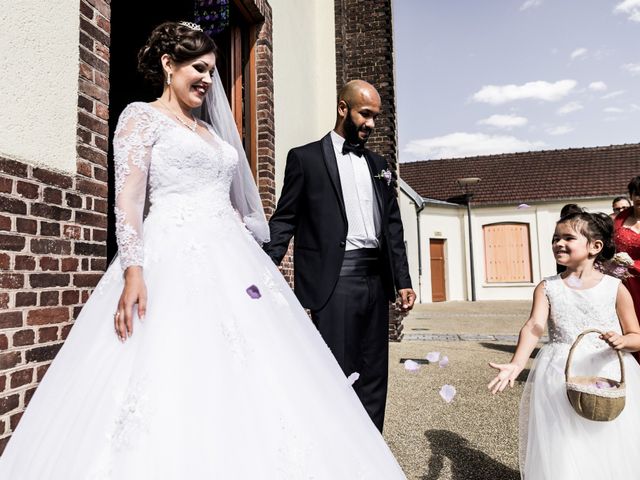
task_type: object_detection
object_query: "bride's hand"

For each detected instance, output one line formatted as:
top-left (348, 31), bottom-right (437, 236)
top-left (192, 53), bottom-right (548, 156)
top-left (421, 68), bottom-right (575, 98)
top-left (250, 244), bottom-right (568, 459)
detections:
top-left (487, 362), bottom-right (523, 394)
top-left (114, 266), bottom-right (147, 342)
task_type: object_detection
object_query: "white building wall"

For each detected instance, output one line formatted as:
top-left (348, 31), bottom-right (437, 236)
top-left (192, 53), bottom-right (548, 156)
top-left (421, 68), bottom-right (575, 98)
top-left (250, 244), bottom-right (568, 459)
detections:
top-left (270, 0), bottom-right (337, 197)
top-left (0, 0), bottom-right (80, 172)
top-left (404, 194), bottom-right (615, 303)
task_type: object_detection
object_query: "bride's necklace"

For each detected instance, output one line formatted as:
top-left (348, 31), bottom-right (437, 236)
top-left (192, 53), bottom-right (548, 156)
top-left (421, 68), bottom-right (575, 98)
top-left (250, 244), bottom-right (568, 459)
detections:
top-left (158, 98), bottom-right (197, 132)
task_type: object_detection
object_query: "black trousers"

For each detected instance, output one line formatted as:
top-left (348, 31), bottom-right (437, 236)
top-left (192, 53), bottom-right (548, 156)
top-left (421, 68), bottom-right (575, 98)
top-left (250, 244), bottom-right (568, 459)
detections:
top-left (310, 249), bottom-right (389, 432)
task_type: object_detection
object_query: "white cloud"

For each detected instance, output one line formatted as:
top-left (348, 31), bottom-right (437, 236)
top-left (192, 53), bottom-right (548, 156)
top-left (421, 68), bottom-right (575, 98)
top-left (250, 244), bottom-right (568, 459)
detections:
top-left (604, 107), bottom-right (624, 113)
top-left (601, 90), bottom-right (625, 99)
top-left (472, 80), bottom-right (576, 105)
top-left (546, 125), bottom-right (574, 136)
top-left (403, 132), bottom-right (546, 160)
top-left (614, 0), bottom-right (640, 22)
top-left (477, 114), bottom-right (528, 129)
top-left (588, 81), bottom-right (607, 91)
top-left (622, 63), bottom-right (640, 75)
top-left (570, 48), bottom-right (588, 60)
top-left (520, 0), bottom-right (543, 10)
top-left (557, 101), bottom-right (583, 115)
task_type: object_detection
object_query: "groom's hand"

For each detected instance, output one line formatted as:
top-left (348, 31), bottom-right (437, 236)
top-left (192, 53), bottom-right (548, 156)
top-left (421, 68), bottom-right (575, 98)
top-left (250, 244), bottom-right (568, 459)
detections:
top-left (398, 288), bottom-right (416, 311)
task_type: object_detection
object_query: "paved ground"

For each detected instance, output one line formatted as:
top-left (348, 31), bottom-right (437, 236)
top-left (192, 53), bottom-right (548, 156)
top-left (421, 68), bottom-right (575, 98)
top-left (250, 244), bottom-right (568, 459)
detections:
top-left (383, 301), bottom-right (538, 480)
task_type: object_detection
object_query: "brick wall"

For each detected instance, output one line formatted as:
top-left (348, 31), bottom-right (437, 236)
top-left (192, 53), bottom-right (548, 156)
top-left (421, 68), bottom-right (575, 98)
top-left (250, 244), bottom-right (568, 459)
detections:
top-left (0, 0), bottom-right (111, 454)
top-left (334, 0), bottom-right (403, 340)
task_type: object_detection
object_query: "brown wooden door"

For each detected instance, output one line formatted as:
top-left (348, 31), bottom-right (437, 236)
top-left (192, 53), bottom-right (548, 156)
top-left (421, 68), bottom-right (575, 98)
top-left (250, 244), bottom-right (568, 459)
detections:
top-left (430, 239), bottom-right (446, 302)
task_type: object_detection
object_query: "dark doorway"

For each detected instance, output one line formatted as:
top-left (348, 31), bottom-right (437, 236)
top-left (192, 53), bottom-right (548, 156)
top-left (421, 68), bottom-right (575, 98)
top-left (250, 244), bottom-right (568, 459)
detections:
top-left (107, 1), bottom-right (260, 262)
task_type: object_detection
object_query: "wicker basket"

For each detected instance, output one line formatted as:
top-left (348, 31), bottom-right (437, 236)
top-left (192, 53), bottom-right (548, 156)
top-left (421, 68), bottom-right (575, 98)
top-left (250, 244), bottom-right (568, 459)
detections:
top-left (565, 329), bottom-right (626, 422)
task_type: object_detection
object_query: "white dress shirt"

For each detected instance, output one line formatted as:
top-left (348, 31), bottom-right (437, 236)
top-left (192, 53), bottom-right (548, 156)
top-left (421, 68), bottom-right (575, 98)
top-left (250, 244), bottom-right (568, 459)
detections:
top-left (330, 130), bottom-right (381, 250)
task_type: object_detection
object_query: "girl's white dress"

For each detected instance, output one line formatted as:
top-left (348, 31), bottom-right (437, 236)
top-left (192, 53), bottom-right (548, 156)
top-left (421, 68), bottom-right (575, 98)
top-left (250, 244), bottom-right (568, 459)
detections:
top-left (520, 274), bottom-right (640, 479)
top-left (0, 103), bottom-right (406, 479)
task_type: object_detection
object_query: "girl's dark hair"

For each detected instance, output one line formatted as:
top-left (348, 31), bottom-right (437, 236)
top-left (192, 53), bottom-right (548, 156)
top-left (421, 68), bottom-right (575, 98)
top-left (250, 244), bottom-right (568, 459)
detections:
top-left (559, 203), bottom-right (583, 218)
top-left (557, 211), bottom-right (615, 262)
top-left (628, 176), bottom-right (640, 197)
top-left (137, 21), bottom-right (218, 88)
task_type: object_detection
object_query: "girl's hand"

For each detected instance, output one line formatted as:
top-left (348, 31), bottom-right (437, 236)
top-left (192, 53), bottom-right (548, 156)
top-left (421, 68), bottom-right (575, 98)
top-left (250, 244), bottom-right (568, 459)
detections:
top-left (114, 267), bottom-right (147, 342)
top-left (488, 362), bottom-right (523, 394)
top-left (600, 331), bottom-right (626, 350)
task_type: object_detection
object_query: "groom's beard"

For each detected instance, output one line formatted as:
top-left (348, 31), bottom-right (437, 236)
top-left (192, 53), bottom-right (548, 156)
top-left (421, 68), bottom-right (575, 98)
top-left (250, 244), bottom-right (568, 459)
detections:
top-left (344, 110), bottom-right (371, 147)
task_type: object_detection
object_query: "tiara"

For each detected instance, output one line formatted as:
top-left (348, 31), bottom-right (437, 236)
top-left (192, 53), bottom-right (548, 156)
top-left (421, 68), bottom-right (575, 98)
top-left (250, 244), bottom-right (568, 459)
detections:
top-left (178, 21), bottom-right (203, 32)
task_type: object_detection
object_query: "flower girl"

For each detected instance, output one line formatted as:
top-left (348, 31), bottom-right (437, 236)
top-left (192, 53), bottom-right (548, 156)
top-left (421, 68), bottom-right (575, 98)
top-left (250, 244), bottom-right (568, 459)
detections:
top-left (488, 211), bottom-right (640, 479)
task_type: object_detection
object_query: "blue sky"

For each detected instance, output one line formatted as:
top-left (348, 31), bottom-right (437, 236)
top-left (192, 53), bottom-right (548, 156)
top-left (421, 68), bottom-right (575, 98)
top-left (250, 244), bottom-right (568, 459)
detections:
top-left (393, 0), bottom-right (640, 162)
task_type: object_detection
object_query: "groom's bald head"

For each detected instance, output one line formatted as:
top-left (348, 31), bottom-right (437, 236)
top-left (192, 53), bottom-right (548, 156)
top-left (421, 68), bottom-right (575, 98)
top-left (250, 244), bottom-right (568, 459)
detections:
top-left (335, 80), bottom-right (381, 145)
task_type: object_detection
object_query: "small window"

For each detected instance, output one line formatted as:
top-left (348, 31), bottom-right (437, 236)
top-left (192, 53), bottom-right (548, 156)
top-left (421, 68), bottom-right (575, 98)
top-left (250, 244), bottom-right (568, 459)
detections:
top-left (483, 223), bottom-right (532, 283)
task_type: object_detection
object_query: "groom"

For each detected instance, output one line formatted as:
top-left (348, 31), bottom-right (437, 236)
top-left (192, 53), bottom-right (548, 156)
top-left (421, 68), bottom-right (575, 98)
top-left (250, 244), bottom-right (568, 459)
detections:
top-left (264, 80), bottom-right (415, 431)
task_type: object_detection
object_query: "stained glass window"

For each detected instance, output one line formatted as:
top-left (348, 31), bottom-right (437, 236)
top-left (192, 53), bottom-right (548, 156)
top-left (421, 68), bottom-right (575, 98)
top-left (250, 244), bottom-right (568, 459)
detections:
top-left (194, 0), bottom-right (230, 36)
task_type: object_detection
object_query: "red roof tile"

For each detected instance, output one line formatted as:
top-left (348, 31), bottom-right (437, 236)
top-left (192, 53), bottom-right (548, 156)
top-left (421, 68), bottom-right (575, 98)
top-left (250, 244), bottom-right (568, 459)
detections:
top-left (399, 143), bottom-right (640, 206)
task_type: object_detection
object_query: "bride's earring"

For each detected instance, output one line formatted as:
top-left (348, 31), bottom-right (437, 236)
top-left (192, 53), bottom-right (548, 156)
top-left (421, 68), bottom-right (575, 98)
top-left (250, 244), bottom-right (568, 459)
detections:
top-left (166, 72), bottom-right (172, 86)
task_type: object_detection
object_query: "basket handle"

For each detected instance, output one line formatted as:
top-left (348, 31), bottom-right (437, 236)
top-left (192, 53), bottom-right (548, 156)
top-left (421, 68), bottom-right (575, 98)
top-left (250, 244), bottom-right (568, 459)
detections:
top-left (564, 328), bottom-right (625, 384)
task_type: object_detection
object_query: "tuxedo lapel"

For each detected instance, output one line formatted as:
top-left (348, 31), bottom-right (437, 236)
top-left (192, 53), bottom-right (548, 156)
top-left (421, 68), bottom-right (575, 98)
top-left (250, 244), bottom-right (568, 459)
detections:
top-left (320, 134), bottom-right (347, 222)
top-left (364, 151), bottom-right (384, 218)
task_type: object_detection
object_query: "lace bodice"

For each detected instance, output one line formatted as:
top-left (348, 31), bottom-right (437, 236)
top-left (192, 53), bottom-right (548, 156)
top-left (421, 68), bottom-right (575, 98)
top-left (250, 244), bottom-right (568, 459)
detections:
top-left (113, 102), bottom-right (239, 269)
top-left (544, 274), bottom-right (622, 347)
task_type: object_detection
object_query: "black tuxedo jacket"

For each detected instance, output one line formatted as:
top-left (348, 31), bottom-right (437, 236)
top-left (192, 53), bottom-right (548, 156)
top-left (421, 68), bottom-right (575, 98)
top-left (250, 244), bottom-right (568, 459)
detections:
top-left (263, 133), bottom-right (412, 311)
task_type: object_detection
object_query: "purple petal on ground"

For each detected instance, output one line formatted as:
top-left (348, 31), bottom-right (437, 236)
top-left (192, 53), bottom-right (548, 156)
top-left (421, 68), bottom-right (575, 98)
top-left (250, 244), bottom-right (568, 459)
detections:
top-left (439, 384), bottom-right (456, 403)
top-left (425, 351), bottom-right (441, 363)
top-left (404, 359), bottom-right (420, 371)
top-left (246, 284), bottom-right (261, 299)
top-left (595, 380), bottom-right (612, 389)
top-left (347, 372), bottom-right (360, 385)
top-left (439, 356), bottom-right (449, 368)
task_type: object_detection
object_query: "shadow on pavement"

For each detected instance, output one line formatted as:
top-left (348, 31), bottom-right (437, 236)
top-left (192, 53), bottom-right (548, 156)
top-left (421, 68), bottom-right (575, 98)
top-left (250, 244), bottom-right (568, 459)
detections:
top-left (480, 342), bottom-right (540, 358)
top-left (422, 430), bottom-right (519, 480)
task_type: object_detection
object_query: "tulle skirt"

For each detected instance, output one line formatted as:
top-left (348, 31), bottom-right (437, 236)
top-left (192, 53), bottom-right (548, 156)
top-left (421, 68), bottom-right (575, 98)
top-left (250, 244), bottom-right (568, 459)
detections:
top-left (520, 342), bottom-right (640, 479)
top-left (0, 209), bottom-right (405, 479)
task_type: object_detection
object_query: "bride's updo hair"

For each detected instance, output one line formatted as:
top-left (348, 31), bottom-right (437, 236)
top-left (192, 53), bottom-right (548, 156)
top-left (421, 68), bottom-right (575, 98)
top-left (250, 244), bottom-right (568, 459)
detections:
top-left (137, 21), bottom-right (217, 88)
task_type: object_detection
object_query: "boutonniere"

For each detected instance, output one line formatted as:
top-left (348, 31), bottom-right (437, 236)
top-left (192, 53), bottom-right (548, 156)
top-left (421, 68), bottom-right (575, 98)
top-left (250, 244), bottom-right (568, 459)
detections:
top-left (374, 168), bottom-right (393, 186)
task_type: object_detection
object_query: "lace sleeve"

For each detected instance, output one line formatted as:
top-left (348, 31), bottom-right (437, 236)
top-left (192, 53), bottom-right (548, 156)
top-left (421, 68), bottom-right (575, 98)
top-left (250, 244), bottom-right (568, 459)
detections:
top-left (113, 104), bottom-right (156, 270)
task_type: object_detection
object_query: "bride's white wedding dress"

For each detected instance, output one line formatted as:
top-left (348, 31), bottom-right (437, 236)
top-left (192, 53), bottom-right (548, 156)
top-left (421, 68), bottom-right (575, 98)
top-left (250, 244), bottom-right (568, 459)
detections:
top-left (0, 103), bottom-right (406, 479)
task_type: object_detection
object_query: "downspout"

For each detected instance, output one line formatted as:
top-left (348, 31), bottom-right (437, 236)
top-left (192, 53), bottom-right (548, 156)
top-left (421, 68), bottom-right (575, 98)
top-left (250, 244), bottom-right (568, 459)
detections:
top-left (415, 200), bottom-right (426, 303)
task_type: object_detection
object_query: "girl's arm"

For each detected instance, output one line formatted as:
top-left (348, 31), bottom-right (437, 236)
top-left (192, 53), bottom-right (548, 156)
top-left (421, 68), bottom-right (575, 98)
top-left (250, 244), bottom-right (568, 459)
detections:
top-left (601, 283), bottom-right (640, 352)
top-left (488, 281), bottom-right (550, 394)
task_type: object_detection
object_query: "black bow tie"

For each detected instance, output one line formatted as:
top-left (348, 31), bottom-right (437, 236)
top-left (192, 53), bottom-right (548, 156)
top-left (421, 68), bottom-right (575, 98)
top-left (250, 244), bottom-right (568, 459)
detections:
top-left (342, 142), bottom-right (365, 157)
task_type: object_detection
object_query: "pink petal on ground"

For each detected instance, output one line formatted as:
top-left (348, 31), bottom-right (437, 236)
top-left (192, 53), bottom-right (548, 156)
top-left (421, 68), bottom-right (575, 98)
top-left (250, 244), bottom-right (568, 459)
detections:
top-left (425, 352), bottom-right (441, 363)
top-left (439, 384), bottom-right (456, 403)
top-left (347, 372), bottom-right (360, 385)
top-left (595, 380), bottom-right (612, 389)
top-left (439, 356), bottom-right (449, 368)
top-left (246, 285), bottom-right (261, 299)
top-left (517, 203), bottom-right (530, 209)
top-left (404, 359), bottom-right (420, 371)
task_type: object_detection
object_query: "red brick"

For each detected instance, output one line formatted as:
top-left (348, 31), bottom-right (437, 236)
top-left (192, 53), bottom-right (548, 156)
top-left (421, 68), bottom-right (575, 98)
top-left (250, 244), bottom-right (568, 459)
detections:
top-left (0, 158), bottom-right (28, 177)
top-left (0, 196), bottom-right (27, 215)
top-left (96, 14), bottom-right (110, 34)
top-left (10, 369), bottom-right (33, 389)
top-left (16, 218), bottom-right (37, 234)
top-left (29, 273), bottom-right (70, 288)
top-left (0, 253), bottom-right (9, 269)
top-left (83, 227), bottom-right (91, 241)
top-left (38, 326), bottom-right (58, 343)
top-left (61, 257), bottom-right (79, 272)
top-left (77, 159), bottom-right (93, 178)
top-left (40, 290), bottom-right (59, 306)
top-left (16, 181), bottom-right (39, 199)
top-left (0, 177), bottom-right (12, 194)
top-left (26, 344), bottom-right (62, 363)
top-left (0, 311), bottom-right (22, 329)
top-left (14, 255), bottom-right (36, 271)
top-left (92, 228), bottom-right (107, 242)
top-left (78, 145), bottom-right (108, 167)
top-left (0, 394), bottom-right (19, 415)
top-left (94, 166), bottom-right (108, 182)
top-left (0, 274), bottom-right (24, 289)
top-left (78, 109), bottom-right (108, 136)
top-left (63, 225), bottom-right (82, 240)
top-left (95, 97), bottom-right (109, 117)
top-left (0, 233), bottom-right (25, 251)
top-left (9, 411), bottom-right (23, 431)
top-left (36, 364), bottom-right (50, 381)
top-left (85, 0), bottom-right (110, 21)
top-left (93, 199), bottom-right (108, 214)
top-left (91, 258), bottom-right (107, 271)
top-left (32, 168), bottom-right (73, 189)
top-left (62, 290), bottom-right (80, 305)
top-left (78, 94), bottom-right (94, 113)
top-left (61, 324), bottom-right (73, 340)
top-left (12, 329), bottom-right (35, 347)
top-left (94, 71), bottom-right (109, 91)
top-left (0, 437), bottom-right (9, 456)
top-left (15, 291), bottom-right (37, 307)
top-left (0, 215), bottom-right (11, 230)
top-left (40, 221), bottom-right (60, 237)
top-left (79, 61), bottom-right (93, 81)
top-left (0, 292), bottom-right (8, 308)
top-left (75, 211), bottom-right (106, 228)
top-left (74, 242), bottom-right (106, 257)
top-left (0, 335), bottom-right (7, 350)
top-left (65, 193), bottom-right (83, 209)
top-left (39, 257), bottom-right (60, 271)
top-left (31, 203), bottom-right (72, 221)
top-left (80, 17), bottom-right (109, 47)
top-left (79, 78), bottom-right (108, 105)
top-left (24, 386), bottom-right (37, 406)
top-left (77, 178), bottom-right (107, 198)
top-left (0, 352), bottom-right (21, 370)
top-left (81, 290), bottom-right (90, 302)
top-left (74, 273), bottom-right (101, 288)
top-left (43, 188), bottom-right (63, 205)
top-left (30, 239), bottom-right (71, 255)
top-left (26, 307), bottom-right (69, 325)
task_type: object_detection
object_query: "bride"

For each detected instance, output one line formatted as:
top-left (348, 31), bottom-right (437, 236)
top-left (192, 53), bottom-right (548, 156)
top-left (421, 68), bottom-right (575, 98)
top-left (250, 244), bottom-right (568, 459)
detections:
top-left (0, 21), bottom-right (406, 479)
